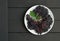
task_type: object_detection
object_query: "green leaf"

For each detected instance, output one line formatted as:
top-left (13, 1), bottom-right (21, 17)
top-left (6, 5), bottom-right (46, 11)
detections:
top-left (30, 11), bottom-right (36, 17)
top-left (30, 11), bottom-right (42, 20)
top-left (30, 11), bottom-right (37, 20)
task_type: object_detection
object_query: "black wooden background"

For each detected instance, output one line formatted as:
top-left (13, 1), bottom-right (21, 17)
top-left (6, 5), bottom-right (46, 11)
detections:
top-left (0, 0), bottom-right (8, 41)
top-left (8, 0), bottom-right (60, 41)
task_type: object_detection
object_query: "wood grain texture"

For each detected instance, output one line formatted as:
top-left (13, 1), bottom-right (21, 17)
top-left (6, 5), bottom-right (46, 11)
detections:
top-left (46, 0), bottom-right (60, 7)
top-left (8, 8), bottom-right (60, 20)
top-left (8, 0), bottom-right (60, 41)
top-left (8, 33), bottom-right (60, 41)
top-left (8, 0), bottom-right (46, 7)
top-left (8, 0), bottom-right (60, 7)
top-left (8, 8), bottom-right (60, 32)
top-left (0, 0), bottom-right (8, 41)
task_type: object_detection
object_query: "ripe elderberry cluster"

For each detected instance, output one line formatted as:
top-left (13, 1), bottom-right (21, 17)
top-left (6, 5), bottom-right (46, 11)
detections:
top-left (26, 6), bottom-right (52, 34)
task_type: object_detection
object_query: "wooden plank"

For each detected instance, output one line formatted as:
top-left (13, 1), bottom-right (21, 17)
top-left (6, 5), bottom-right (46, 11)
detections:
top-left (8, 33), bottom-right (60, 41)
top-left (8, 20), bottom-right (60, 32)
top-left (46, 0), bottom-right (60, 7)
top-left (8, 0), bottom-right (46, 7)
top-left (8, 8), bottom-right (60, 21)
top-left (0, 0), bottom-right (8, 41)
top-left (8, 0), bottom-right (60, 7)
top-left (8, 8), bottom-right (27, 32)
top-left (8, 8), bottom-right (60, 32)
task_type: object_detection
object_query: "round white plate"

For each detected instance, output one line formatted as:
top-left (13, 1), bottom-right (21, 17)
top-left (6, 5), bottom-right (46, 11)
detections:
top-left (24, 5), bottom-right (54, 35)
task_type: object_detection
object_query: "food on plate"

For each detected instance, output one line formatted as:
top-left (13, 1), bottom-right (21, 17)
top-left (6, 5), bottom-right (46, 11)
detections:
top-left (24, 5), bottom-right (54, 35)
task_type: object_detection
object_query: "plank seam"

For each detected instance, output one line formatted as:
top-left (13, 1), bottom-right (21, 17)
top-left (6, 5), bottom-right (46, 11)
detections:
top-left (8, 32), bottom-right (60, 33)
top-left (8, 7), bottom-right (60, 9)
